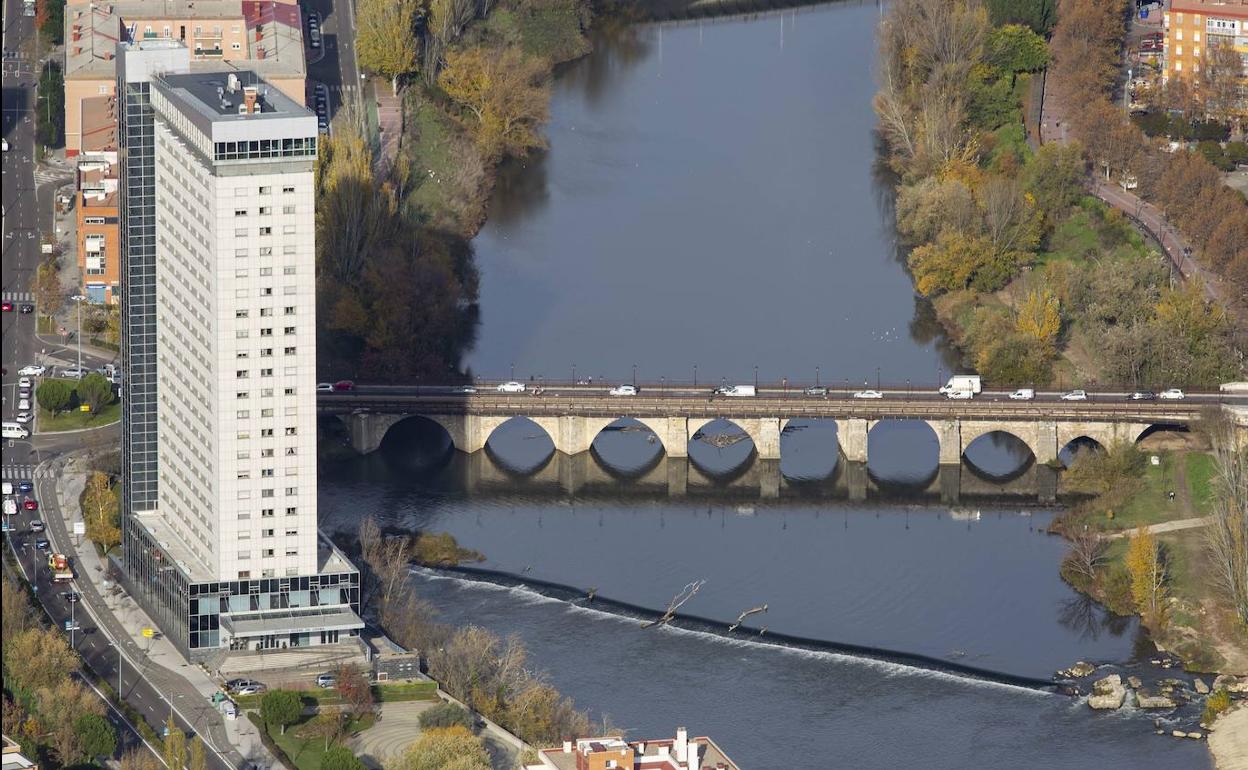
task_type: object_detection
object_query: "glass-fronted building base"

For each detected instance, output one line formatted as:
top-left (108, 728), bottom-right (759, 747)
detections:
top-left (118, 513), bottom-right (362, 661)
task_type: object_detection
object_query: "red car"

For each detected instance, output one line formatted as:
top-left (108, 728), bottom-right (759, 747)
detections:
top-left (333, 380), bottom-right (355, 392)
top-left (23, 499), bottom-right (38, 511)
top-left (1, 302), bottom-right (13, 312)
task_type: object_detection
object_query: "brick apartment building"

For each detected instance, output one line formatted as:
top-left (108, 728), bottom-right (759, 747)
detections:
top-left (526, 728), bottom-right (740, 770)
top-left (1163, 0), bottom-right (1248, 88)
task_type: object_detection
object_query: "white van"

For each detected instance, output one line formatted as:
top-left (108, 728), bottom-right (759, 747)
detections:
top-left (713, 385), bottom-right (756, 397)
top-left (3, 499), bottom-right (16, 516)
top-left (2, 423), bottom-right (30, 440)
top-left (1, 482), bottom-right (11, 495)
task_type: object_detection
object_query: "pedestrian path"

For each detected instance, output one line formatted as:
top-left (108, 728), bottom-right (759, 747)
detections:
top-left (2, 291), bottom-right (33, 303)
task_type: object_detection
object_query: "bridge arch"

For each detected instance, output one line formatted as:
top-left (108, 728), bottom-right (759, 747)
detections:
top-left (685, 418), bottom-right (763, 477)
top-left (589, 418), bottom-right (666, 477)
top-left (866, 420), bottom-right (939, 483)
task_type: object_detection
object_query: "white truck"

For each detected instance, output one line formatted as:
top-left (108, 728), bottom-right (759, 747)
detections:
top-left (714, 385), bottom-right (756, 397)
top-left (939, 375), bottom-right (982, 395)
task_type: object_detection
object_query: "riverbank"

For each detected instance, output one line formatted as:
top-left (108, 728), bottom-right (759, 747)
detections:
top-left (1210, 703), bottom-right (1248, 770)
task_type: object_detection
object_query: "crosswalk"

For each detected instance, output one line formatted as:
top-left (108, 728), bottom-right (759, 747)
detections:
top-left (1, 465), bottom-right (53, 481)
top-left (1, 291), bottom-right (33, 303)
top-left (34, 167), bottom-right (73, 186)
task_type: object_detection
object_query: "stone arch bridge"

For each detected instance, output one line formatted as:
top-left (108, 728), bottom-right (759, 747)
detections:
top-left (318, 388), bottom-right (1221, 466)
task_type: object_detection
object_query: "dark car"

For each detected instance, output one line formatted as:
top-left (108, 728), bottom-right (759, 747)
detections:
top-left (333, 380), bottom-right (355, 392)
top-left (19, 304), bottom-right (34, 314)
top-left (22, 499), bottom-right (38, 511)
top-left (1127, 391), bottom-right (1156, 401)
top-left (35, 538), bottom-right (50, 551)
top-left (17, 481), bottom-right (33, 494)
top-left (61, 591), bottom-right (81, 603)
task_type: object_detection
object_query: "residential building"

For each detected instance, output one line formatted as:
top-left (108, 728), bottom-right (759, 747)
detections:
top-left (2, 736), bottom-right (37, 770)
top-left (116, 40), bottom-right (361, 660)
top-left (1163, 0), bottom-right (1248, 85)
top-left (77, 94), bottom-right (121, 304)
top-left (63, 0), bottom-right (306, 156)
top-left (526, 727), bottom-right (740, 770)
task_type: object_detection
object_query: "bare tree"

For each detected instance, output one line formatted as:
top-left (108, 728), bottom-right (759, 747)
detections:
top-left (1201, 40), bottom-right (1246, 129)
top-left (1063, 527), bottom-right (1110, 585)
top-left (1202, 409), bottom-right (1248, 624)
top-left (641, 580), bottom-right (705, 628)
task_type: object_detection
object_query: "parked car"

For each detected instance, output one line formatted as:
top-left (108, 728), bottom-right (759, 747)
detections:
top-left (316, 382), bottom-right (334, 392)
top-left (226, 678), bottom-right (264, 692)
top-left (803, 386), bottom-right (828, 396)
top-left (333, 380), bottom-right (355, 392)
top-left (17, 365), bottom-right (46, 376)
top-left (1008, 388), bottom-right (1035, 400)
top-left (61, 366), bottom-right (87, 380)
top-left (609, 384), bottom-right (638, 396)
top-left (496, 381), bottom-right (526, 393)
top-left (17, 398), bottom-right (30, 411)
top-left (853, 390), bottom-right (884, 399)
top-left (315, 673), bottom-right (337, 689)
top-left (15, 412), bottom-right (31, 424)
top-left (221, 701), bottom-right (238, 720)
top-left (234, 684), bottom-right (266, 696)
top-left (18, 377), bottom-right (32, 388)
top-left (1158, 388), bottom-right (1185, 400)
top-left (1126, 391), bottom-right (1156, 401)
top-left (1060, 389), bottom-right (1089, 401)
top-left (23, 499), bottom-right (38, 511)
top-left (29, 520), bottom-right (45, 533)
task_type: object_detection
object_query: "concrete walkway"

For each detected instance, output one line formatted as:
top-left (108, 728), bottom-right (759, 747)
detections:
top-left (47, 454), bottom-right (279, 770)
top-left (1104, 517), bottom-right (1211, 539)
top-left (346, 701), bottom-right (436, 769)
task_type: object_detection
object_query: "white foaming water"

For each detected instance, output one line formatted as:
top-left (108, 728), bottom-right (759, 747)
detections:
top-left (410, 566), bottom-right (1050, 697)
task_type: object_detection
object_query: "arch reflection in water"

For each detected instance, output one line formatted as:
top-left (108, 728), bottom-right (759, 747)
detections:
top-left (686, 418), bottom-right (758, 481)
top-left (373, 440), bottom-right (1060, 504)
top-left (962, 431), bottom-right (1036, 482)
top-left (866, 420), bottom-right (939, 486)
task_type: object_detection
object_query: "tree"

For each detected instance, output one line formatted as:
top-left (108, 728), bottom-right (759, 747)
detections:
top-left (32, 257), bottom-right (64, 318)
top-left (305, 711), bottom-right (345, 751)
top-left (36, 378), bottom-right (73, 415)
top-left (315, 124), bottom-right (396, 284)
top-left (36, 61), bottom-right (65, 147)
top-left (74, 713), bottom-right (117, 760)
top-left (356, 0), bottom-right (419, 94)
top-left (1020, 142), bottom-right (1086, 227)
top-left (1202, 412), bottom-right (1248, 625)
top-left (163, 717), bottom-right (187, 770)
top-left (985, 0), bottom-right (1055, 33)
top-left (259, 690), bottom-right (303, 735)
top-left (2, 570), bottom-right (36, 638)
top-left (505, 682), bottom-right (590, 747)
top-left (81, 471), bottom-right (121, 552)
top-left (38, 679), bottom-right (104, 765)
top-left (987, 24), bottom-right (1048, 77)
top-left (1125, 526), bottom-right (1167, 627)
top-left (78, 372), bottom-right (113, 413)
top-left (1014, 289), bottom-right (1061, 348)
top-left (120, 748), bottom-right (164, 770)
top-left (189, 735), bottom-right (206, 770)
top-left (1061, 527), bottom-right (1110, 589)
top-left (1201, 40), bottom-right (1246, 129)
top-left (391, 726), bottom-right (490, 770)
top-left (323, 745), bottom-right (367, 770)
top-left (334, 665), bottom-right (375, 719)
top-left (439, 46), bottom-right (551, 160)
top-left (908, 231), bottom-right (1017, 295)
top-left (417, 703), bottom-right (473, 732)
top-left (3, 628), bottom-right (78, 692)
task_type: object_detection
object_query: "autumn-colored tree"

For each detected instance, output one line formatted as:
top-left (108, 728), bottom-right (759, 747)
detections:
top-left (439, 46), bottom-right (550, 160)
top-left (120, 747), bottom-right (164, 770)
top-left (1126, 526), bottom-right (1167, 627)
top-left (315, 124), bottom-right (397, 284)
top-left (189, 735), bottom-right (206, 770)
top-left (356, 0), bottom-right (420, 94)
top-left (32, 257), bottom-right (64, 318)
top-left (3, 628), bottom-right (79, 692)
top-left (82, 471), bottom-right (121, 552)
top-left (390, 725), bottom-right (490, 770)
top-left (1201, 40), bottom-right (1246, 129)
top-left (1020, 142), bottom-right (1086, 227)
top-left (163, 717), bottom-right (187, 770)
top-left (2, 570), bottom-right (36, 638)
top-left (305, 711), bottom-right (345, 750)
top-left (1014, 289), bottom-right (1061, 348)
top-left (908, 230), bottom-right (1019, 295)
top-left (334, 665), bottom-right (375, 719)
top-left (37, 679), bottom-right (105, 765)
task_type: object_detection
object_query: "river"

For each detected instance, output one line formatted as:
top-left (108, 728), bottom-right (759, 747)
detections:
top-left (320, 3), bottom-right (1212, 766)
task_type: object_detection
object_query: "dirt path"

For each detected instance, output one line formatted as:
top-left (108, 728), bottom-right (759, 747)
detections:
top-left (1209, 703), bottom-right (1248, 770)
top-left (1104, 517), bottom-right (1209, 539)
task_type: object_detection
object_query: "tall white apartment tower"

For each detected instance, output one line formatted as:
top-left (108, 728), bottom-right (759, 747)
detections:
top-left (118, 44), bottom-right (360, 659)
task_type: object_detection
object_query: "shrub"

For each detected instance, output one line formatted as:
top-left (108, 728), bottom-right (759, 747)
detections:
top-left (322, 745), bottom-right (366, 770)
top-left (259, 690), bottom-right (303, 734)
top-left (1202, 688), bottom-right (1232, 725)
top-left (418, 702), bottom-right (474, 731)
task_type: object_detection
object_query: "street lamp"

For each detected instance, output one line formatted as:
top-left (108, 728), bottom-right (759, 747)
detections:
top-left (571, 364), bottom-right (576, 385)
top-left (693, 364), bottom-right (698, 388)
top-left (753, 366), bottom-right (758, 390)
top-left (815, 366), bottom-right (820, 388)
top-left (510, 362), bottom-right (515, 380)
top-left (632, 364), bottom-right (637, 388)
top-left (71, 294), bottom-right (86, 374)
top-left (876, 366), bottom-right (881, 391)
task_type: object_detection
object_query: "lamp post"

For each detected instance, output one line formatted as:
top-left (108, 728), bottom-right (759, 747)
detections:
top-left (938, 366), bottom-right (943, 390)
top-left (632, 364), bottom-right (637, 388)
top-left (906, 378), bottom-right (911, 399)
top-left (876, 366), bottom-right (881, 391)
top-left (815, 366), bottom-right (820, 388)
top-left (71, 294), bottom-right (86, 375)
top-left (571, 364), bottom-right (576, 385)
top-left (660, 376), bottom-right (665, 394)
top-left (693, 364), bottom-right (697, 388)
top-left (753, 366), bottom-right (758, 390)
top-left (510, 362), bottom-right (515, 381)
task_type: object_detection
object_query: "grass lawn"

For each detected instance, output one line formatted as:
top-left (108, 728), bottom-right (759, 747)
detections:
top-left (236, 680), bottom-right (437, 710)
top-left (39, 400), bottom-right (120, 432)
top-left (403, 95), bottom-right (482, 235)
top-left (266, 713), bottom-right (377, 770)
top-left (1108, 451), bottom-right (1187, 530)
top-left (1185, 452), bottom-right (1216, 515)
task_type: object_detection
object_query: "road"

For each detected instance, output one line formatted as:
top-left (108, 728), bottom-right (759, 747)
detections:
top-left (304, 0), bottom-right (360, 121)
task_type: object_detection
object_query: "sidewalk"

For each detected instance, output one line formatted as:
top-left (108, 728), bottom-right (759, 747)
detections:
top-left (49, 454), bottom-right (280, 770)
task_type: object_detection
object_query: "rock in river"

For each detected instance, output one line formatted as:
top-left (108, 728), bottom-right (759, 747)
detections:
top-left (1061, 661), bottom-right (1097, 678)
top-left (1136, 690), bottom-right (1177, 709)
top-left (1194, 678), bottom-right (1210, 695)
top-left (1127, 676), bottom-right (1143, 689)
top-left (1088, 675), bottom-right (1127, 710)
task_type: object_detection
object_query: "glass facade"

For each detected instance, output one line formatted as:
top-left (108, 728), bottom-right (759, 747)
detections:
top-left (119, 76), bottom-right (160, 527)
top-left (121, 518), bottom-right (361, 659)
top-left (213, 137), bottom-right (317, 162)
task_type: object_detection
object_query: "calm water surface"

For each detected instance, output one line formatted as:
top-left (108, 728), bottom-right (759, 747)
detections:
top-left (320, 4), bottom-right (1210, 766)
